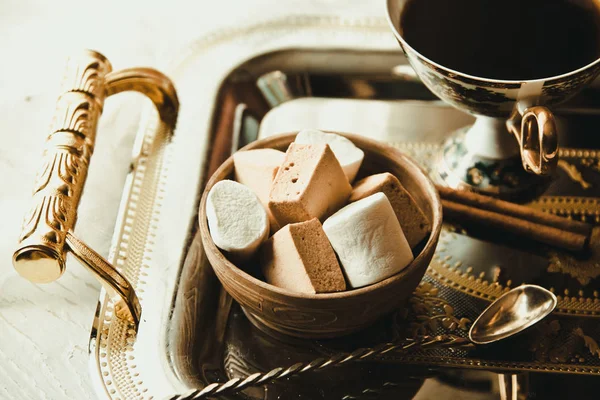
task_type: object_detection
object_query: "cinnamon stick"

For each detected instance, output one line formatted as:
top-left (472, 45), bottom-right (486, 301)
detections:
top-left (441, 199), bottom-right (588, 252)
top-left (436, 185), bottom-right (592, 237)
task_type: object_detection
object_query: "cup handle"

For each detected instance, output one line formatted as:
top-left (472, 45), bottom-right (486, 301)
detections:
top-left (12, 50), bottom-right (179, 331)
top-left (506, 106), bottom-right (558, 175)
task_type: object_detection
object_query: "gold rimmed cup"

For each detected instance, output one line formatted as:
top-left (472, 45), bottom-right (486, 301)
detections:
top-left (385, 0), bottom-right (600, 199)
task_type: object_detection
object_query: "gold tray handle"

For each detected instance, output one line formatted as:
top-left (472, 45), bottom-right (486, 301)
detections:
top-left (105, 67), bottom-right (179, 127)
top-left (12, 50), bottom-right (179, 331)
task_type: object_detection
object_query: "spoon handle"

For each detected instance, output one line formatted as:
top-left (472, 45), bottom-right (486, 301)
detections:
top-left (168, 334), bottom-right (473, 400)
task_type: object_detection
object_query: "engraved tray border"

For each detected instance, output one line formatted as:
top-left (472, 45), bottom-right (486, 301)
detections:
top-left (89, 16), bottom-right (398, 400)
top-left (89, 16), bottom-right (600, 400)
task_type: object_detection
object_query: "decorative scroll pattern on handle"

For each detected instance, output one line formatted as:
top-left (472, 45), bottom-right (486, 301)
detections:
top-left (59, 51), bottom-right (112, 101)
top-left (12, 49), bottom-right (179, 330)
top-left (169, 335), bottom-right (472, 400)
top-left (13, 50), bottom-right (111, 283)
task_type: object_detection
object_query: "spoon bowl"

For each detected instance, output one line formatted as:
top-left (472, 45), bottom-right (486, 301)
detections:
top-left (469, 284), bottom-right (557, 345)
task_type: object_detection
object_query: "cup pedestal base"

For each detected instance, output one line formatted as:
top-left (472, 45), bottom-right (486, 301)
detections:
top-left (436, 122), bottom-right (552, 202)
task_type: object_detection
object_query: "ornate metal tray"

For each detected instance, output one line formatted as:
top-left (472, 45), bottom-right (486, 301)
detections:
top-left (81, 16), bottom-right (600, 399)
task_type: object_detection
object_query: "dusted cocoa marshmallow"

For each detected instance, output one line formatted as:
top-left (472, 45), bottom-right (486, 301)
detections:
top-left (295, 129), bottom-right (364, 183)
top-left (350, 172), bottom-right (431, 249)
top-left (233, 148), bottom-right (285, 231)
top-left (268, 143), bottom-right (352, 226)
top-left (323, 192), bottom-right (414, 288)
top-left (261, 218), bottom-right (346, 294)
top-left (206, 180), bottom-right (269, 261)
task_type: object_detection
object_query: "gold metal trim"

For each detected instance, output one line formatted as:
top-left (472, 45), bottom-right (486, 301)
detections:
top-left (14, 50), bottom-right (110, 284)
top-left (507, 106), bottom-right (558, 176)
top-left (557, 160), bottom-right (592, 190)
top-left (12, 50), bottom-right (179, 331)
top-left (407, 281), bottom-right (471, 338)
top-left (67, 232), bottom-right (142, 327)
top-left (431, 231), bottom-right (600, 317)
top-left (105, 68), bottom-right (179, 127)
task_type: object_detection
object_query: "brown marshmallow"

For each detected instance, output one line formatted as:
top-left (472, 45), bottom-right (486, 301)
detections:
top-left (233, 148), bottom-right (285, 232)
top-left (268, 143), bottom-right (352, 226)
top-left (350, 172), bottom-right (431, 248)
top-left (261, 218), bottom-right (346, 294)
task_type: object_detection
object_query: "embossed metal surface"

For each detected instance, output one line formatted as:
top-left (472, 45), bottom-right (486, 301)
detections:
top-left (89, 16), bottom-right (600, 400)
top-left (387, 144), bottom-right (600, 374)
top-left (13, 49), bottom-right (179, 330)
top-left (14, 50), bottom-right (111, 283)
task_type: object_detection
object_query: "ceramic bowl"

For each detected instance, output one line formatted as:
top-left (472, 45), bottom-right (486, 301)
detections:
top-left (199, 132), bottom-right (442, 338)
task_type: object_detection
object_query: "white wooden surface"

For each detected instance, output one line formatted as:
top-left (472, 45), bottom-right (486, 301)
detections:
top-left (0, 2), bottom-right (490, 399)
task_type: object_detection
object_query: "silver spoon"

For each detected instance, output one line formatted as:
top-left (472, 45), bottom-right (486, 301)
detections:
top-left (470, 284), bottom-right (557, 344)
top-left (470, 284), bottom-right (556, 400)
top-left (170, 284), bottom-right (557, 400)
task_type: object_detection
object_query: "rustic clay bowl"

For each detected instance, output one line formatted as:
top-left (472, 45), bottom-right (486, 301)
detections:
top-left (199, 132), bottom-right (442, 338)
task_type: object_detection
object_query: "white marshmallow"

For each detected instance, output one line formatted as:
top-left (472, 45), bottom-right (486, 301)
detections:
top-left (323, 192), bottom-right (413, 288)
top-left (206, 180), bottom-right (269, 261)
top-left (295, 129), bottom-right (364, 183)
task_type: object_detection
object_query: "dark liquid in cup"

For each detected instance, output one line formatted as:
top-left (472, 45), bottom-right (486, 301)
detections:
top-left (400, 0), bottom-right (600, 80)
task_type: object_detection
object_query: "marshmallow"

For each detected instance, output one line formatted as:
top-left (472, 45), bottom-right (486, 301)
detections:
top-left (261, 218), bottom-right (346, 294)
top-left (206, 180), bottom-right (269, 261)
top-left (233, 148), bottom-right (285, 232)
top-left (350, 173), bottom-right (431, 249)
top-left (269, 143), bottom-right (352, 226)
top-left (323, 192), bottom-right (414, 288)
top-left (295, 129), bottom-right (365, 183)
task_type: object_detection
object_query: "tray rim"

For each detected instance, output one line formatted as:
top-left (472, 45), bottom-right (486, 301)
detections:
top-left (88, 15), bottom-right (399, 400)
top-left (88, 14), bottom-right (600, 400)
